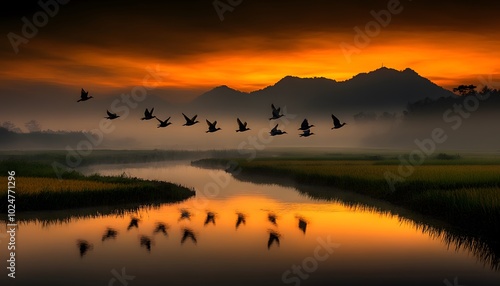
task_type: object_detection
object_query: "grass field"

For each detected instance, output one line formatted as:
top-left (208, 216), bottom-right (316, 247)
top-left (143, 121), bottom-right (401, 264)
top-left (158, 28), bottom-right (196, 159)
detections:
top-left (0, 159), bottom-right (195, 212)
top-left (192, 154), bottom-right (500, 234)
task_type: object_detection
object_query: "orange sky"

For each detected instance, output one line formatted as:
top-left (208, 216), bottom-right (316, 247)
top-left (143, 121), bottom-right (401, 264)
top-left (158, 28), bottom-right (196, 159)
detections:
top-left (1, 0), bottom-right (499, 101)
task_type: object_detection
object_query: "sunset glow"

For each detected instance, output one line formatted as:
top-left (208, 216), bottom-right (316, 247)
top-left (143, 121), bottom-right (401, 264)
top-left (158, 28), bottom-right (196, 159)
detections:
top-left (2, 32), bottom-right (499, 95)
top-left (1, 0), bottom-right (499, 100)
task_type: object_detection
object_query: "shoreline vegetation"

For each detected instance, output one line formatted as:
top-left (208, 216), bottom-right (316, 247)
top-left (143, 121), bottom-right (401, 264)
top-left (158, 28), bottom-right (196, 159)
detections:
top-left (192, 155), bottom-right (500, 269)
top-left (0, 160), bottom-right (195, 212)
top-left (191, 155), bottom-right (500, 236)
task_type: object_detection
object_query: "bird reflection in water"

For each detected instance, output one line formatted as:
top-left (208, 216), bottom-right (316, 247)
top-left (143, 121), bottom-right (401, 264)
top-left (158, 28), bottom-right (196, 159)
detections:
top-left (102, 227), bottom-right (118, 241)
top-left (76, 240), bottom-right (93, 257)
top-left (268, 213), bottom-right (278, 225)
top-left (236, 212), bottom-right (246, 229)
top-left (204, 211), bottom-right (216, 226)
top-left (153, 222), bottom-right (169, 236)
top-left (179, 209), bottom-right (192, 221)
top-left (181, 228), bottom-right (197, 245)
top-left (139, 235), bottom-right (153, 253)
top-left (297, 216), bottom-right (308, 234)
top-left (267, 230), bottom-right (281, 250)
top-left (127, 217), bottom-right (140, 231)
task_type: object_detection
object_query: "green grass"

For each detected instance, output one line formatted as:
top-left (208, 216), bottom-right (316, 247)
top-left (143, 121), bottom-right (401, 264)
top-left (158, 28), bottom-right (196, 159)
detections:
top-left (0, 159), bottom-right (195, 212)
top-left (192, 156), bottom-right (500, 234)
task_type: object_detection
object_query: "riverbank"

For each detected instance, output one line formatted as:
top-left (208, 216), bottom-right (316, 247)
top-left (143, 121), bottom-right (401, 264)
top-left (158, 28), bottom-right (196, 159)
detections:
top-left (0, 160), bottom-right (195, 212)
top-left (192, 156), bottom-right (500, 236)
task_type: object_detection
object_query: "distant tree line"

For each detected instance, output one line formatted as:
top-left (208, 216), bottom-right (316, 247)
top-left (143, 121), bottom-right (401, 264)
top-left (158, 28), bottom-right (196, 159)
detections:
top-left (352, 85), bottom-right (500, 124)
top-left (405, 85), bottom-right (500, 118)
top-left (0, 126), bottom-right (98, 150)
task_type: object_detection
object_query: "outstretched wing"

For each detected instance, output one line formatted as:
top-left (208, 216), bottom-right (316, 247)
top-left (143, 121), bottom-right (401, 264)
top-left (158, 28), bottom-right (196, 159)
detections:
top-left (81, 88), bottom-right (88, 98)
top-left (271, 104), bottom-right (277, 111)
top-left (165, 116), bottom-right (170, 122)
top-left (191, 115), bottom-right (198, 121)
top-left (206, 119), bottom-right (212, 127)
top-left (271, 124), bottom-right (279, 132)
top-left (107, 110), bottom-right (114, 117)
top-left (182, 113), bottom-right (190, 122)
top-left (237, 118), bottom-right (244, 128)
top-left (156, 117), bottom-right (162, 123)
top-left (144, 108), bottom-right (149, 117)
top-left (332, 114), bottom-right (340, 126)
top-left (150, 108), bottom-right (154, 116)
top-left (301, 119), bottom-right (308, 129)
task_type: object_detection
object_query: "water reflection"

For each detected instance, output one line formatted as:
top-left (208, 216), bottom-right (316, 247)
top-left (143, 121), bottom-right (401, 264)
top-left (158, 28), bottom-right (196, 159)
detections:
top-left (267, 212), bottom-right (278, 226)
top-left (101, 227), bottom-right (118, 242)
top-left (267, 230), bottom-right (281, 249)
top-left (2, 162), bottom-right (499, 285)
top-left (181, 227), bottom-right (197, 245)
top-left (153, 222), bottom-right (169, 236)
top-left (127, 217), bottom-right (140, 230)
top-left (236, 212), bottom-right (246, 229)
top-left (204, 211), bottom-right (216, 226)
top-left (297, 216), bottom-right (308, 234)
top-left (76, 239), bottom-right (93, 258)
top-left (179, 208), bottom-right (192, 221)
top-left (139, 235), bottom-right (153, 252)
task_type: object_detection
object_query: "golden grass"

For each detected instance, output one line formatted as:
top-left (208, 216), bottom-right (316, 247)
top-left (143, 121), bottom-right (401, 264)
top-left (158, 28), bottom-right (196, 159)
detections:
top-left (245, 160), bottom-right (500, 185)
top-left (2, 177), bottom-right (130, 195)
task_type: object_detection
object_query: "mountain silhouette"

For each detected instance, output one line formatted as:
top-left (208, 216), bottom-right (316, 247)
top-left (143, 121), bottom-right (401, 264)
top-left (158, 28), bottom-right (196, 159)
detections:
top-left (188, 67), bottom-right (455, 115)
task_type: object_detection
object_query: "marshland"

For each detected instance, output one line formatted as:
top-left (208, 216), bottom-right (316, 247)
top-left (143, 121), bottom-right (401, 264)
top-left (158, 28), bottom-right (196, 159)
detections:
top-left (1, 149), bottom-right (499, 285)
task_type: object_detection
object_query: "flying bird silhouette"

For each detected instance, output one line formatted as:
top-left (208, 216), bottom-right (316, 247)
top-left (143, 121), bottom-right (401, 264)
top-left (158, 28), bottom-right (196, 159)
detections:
top-left (269, 104), bottom-right (284, 120)
top-left (206, 119), bottom-right (221, 133)
top-left (141, 108), bottom-right (155, 120)
top-left (267, 231), bottom-right (280, 249)
top-left (77, 88), bottom-right (93, 102)
top-left (298, 119), bottom-right (314, 130)
top-left (182, 113), bottom-right (199, 126)
top-left (331, 114), bottom-right (346, 129)
top-left (156, 116), bottom-right (172, 128)
top-left (270, 124), bottom-right (287, 136)
top-left (105, 110), bottom-right (120, 120)
top-left (299, 129), bottom-right (315, 137)
top-left (236, 118), bottom-right (250, 132)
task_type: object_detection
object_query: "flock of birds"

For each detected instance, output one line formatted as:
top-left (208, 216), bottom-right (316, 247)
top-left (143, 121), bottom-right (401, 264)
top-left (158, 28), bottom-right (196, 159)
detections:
top-left (76, 209), bottom-right (308, 256)
top-left (78, 88), bottom-right (347, 136)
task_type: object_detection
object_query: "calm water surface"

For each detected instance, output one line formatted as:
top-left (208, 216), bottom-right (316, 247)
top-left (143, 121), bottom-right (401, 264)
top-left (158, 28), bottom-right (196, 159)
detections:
top-left (1, 161), bottom-right (499, 286)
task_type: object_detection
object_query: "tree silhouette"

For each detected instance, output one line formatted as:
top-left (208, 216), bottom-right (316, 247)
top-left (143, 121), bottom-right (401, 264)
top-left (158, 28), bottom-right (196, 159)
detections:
top-left (25, 120), bottom-right (41, 132)
top-left (453, 84), bottom-right (477, 96)
top-left (1, 121), bottom-right (22, 133)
